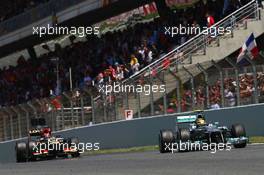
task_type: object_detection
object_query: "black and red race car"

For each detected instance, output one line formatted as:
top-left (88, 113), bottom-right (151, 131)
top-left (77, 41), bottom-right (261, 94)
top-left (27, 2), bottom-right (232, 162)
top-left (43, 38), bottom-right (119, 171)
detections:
top-left (15, 118), bottom-right (80, 162)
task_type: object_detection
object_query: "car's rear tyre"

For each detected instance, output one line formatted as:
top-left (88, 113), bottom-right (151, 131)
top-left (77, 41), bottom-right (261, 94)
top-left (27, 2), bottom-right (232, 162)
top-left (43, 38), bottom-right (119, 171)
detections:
top-left (159, 130), bottom-right (174, 153)
top-left (16, 142), bottom-right (27, 163)
top-left (231, 124), bottom-right (247, 148)
top-left (69, 137), bottom-right (80, 157)
top-left (27, 141), bottom-right (37, 161)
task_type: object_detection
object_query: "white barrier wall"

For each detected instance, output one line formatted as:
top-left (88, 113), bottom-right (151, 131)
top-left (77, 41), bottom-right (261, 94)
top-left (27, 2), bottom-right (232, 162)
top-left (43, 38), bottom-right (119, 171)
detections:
top-left (1, 103), bottom-right (264, 163)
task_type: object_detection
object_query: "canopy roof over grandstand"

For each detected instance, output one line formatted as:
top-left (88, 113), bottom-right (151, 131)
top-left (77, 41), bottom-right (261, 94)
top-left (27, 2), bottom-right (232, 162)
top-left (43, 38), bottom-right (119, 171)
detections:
top-left (0, 0), bottom-right (155, 59)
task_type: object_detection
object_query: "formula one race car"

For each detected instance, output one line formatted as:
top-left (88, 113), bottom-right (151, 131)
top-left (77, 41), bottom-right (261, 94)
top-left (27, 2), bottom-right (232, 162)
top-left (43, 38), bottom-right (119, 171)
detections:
top-left (15, 118), bottom-right (80, 162)
top-left (159, 111), bottom-right (248, 153)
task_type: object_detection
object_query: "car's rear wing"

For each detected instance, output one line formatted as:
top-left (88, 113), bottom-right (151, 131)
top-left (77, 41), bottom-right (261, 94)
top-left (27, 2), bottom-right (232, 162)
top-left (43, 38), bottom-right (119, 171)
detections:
top-left (176, 115), bottom-right (197, 123)
top-left (29, 129), bottom-right (41, 136)
top-left (175, 115), bottom-right (197, 131)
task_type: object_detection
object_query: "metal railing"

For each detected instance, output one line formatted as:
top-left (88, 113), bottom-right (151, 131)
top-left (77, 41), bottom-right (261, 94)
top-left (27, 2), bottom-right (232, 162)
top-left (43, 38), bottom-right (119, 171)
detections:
top-left (123, 0), bottom-right (259, 84)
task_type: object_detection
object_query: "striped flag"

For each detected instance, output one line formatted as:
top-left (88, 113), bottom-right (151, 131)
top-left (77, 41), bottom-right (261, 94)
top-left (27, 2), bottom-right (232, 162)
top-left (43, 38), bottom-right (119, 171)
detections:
top-left (237, 33), bottom-right (259, 64)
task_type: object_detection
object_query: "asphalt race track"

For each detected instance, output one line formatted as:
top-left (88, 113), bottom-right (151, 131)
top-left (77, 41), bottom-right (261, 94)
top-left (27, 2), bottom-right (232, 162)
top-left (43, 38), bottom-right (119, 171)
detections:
top-left (0, 144), bottom-right (263, 175)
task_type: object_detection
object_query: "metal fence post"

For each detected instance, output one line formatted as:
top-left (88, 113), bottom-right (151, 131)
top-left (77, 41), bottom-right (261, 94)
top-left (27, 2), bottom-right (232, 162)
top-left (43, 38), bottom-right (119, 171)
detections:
top-left (216, 37), bottom-right (220, 47)
top-left (61, 104), bottom-right (65, 130)
top-left (43, 98), bottom-right (56, 131)
top-left (155, 71), bottom-right (167, 115)
top-left (3, 108), bottom-right (14, 140)
top-left (226, 57), bottom-right (240, 106)
top-left (244, 20), bottom-right (248, 30)
top-left (162, 71), bottom-right (167, 115)
top-left (136, 90), bottom-right (142, 118)
top-left (245, 55), bottom-right (259, 104)
top-left (27, 102), bottom-right (37, 118)
top-left (1, 111), bottom-right (8, 141)
top-left (169, 70), bottom-right (182, 112)
top-left (203, 35), bottom-right (207, 55)
top-left (103, 93), bottom-right (107, 122)
top-left (113, 93), bottom-right (118, 121)
top-left (182, 66), bottom-right (195, 110)
top-left (197, 63), bottom-right (210, 109)
top-left (211, 60), bottom-right (225, 107)
top-left (258, 8), bottom-right (261, 20)
top-left (230, 16), bottom-right (235, 37)
top-left (149, 68), bottom-right (154, 116)
top-left (255, 0), bottom-right (259, 19)
top-left (189, 54), bottom-right (193, 64)
top-left (125, 87), bottom-right (129, 110)
top-left (80, 95), bottom-right (85, 125)
top-left (19, 105), bottom-right (30, 134)
top-left (11, 107), bottom-right (22, 138)
top-left (63, 93), bottom-right (75, 128)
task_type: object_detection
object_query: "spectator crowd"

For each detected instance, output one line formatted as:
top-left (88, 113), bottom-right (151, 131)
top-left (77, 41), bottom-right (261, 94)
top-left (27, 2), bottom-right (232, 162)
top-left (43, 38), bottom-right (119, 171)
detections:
top-left (0, 0), bottom-right (257, 107)
top-left (161, 72), bottom-right (264, 114)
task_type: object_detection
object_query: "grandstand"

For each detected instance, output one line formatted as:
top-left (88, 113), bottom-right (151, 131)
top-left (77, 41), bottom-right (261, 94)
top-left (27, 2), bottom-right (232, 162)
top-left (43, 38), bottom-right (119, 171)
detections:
top-left (0, 0), bottom-right (263, 141)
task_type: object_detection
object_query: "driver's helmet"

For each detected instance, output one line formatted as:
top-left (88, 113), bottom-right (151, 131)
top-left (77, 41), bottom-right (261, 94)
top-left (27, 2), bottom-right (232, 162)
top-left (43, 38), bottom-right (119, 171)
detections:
top-left (41, 128), bottom-right (51, 138)
top-left (195, 114), bottom-right (206, 126)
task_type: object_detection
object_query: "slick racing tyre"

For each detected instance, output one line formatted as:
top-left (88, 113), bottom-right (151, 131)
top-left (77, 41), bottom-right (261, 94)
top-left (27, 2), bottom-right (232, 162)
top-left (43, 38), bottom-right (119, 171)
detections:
top-left (178, 128), bottom-right (190, 142)
top-left (159, 130), bottom-right (174, 153)
top-left (177, 128), bottom-right (191, 152)
top-left (69, 137), bottom-right (80, 157)
top-left (28, 141), bottom-right (37, 161)
top-left (231, 124), bottom-right (247, 148)
top-left (16, 142), bottom-right (27, 163)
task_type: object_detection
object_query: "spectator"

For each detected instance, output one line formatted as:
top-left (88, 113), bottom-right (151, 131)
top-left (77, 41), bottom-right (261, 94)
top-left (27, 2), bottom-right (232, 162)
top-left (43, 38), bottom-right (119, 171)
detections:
top-left (130, 54), bottom-right (140, 74)
top-left (211, 100), bottom-right (220, 109)
top-left (225, 87), bottom-right (236, 107)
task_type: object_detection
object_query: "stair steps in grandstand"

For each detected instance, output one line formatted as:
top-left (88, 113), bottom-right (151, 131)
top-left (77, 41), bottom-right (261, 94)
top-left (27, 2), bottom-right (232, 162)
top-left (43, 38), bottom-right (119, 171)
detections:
top-left (185, 12), bottom-right (264, 65)
top-left (122, 61), bottom-right (213, 118)
top-left (116, 7), bottom-right (264, 119)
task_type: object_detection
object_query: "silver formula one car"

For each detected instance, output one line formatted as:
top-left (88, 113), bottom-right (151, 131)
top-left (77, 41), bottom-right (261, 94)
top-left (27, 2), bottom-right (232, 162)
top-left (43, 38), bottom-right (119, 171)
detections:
top-left (159, 111), bottom-right (248, 153)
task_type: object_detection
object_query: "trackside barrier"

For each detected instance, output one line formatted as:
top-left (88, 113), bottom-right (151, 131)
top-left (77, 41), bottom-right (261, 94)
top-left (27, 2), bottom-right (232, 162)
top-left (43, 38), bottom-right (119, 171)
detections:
top-left (0, 103), bottom-right (264, 163)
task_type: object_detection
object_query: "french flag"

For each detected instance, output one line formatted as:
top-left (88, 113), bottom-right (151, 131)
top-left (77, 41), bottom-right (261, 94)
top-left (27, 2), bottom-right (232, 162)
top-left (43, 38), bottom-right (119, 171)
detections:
top-left (237, 33), bottom-right (259, 64)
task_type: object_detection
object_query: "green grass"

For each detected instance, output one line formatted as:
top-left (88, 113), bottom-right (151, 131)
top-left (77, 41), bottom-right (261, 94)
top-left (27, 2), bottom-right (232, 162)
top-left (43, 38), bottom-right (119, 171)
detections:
top-left (249, 136), bottom-right (264, 144)
top-left (82, 145), bottom-right (159, 156)
top-left (82, 136), bottom-right (264, 156)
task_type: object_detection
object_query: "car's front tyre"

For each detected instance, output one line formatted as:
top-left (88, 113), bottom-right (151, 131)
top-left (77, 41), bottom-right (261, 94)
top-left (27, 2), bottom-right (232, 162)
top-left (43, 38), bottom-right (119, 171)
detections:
top-left (16, 142), bottom-right (27, 163)
top-left (159, 130), bottom-right (174, 153)
top-left (231, 124), bottom-right (247, 148)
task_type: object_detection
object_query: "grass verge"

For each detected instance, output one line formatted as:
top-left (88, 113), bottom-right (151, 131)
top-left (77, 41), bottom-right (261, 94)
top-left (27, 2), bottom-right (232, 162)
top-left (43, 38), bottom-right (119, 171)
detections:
top-left (249, 136), bottom-right (264, 144)
top-left (82, 145), bottom-right (159, 156)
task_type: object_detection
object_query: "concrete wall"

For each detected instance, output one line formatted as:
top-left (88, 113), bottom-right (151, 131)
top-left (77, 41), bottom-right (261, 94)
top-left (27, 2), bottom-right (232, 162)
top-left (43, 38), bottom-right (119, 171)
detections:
top-left (1, 103), bottom-right (264, 163)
